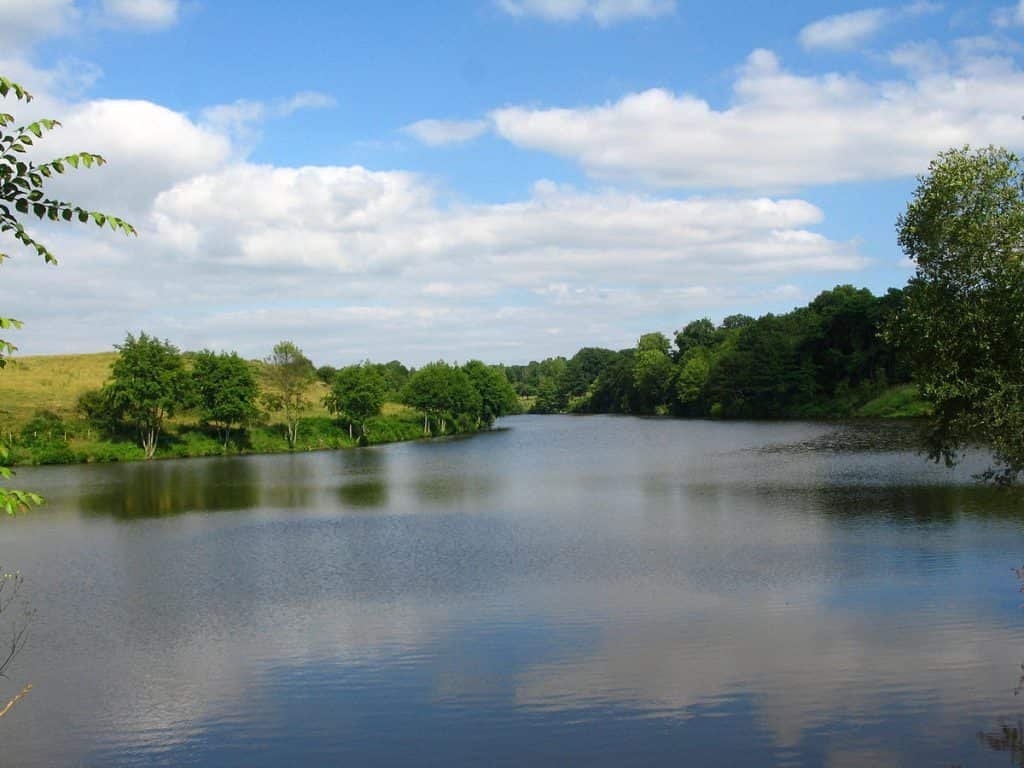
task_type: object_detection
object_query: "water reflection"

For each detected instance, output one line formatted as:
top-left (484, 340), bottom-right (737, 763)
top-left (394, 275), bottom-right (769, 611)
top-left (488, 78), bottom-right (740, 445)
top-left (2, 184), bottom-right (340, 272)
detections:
top-left (4, 416), bottom-right (1024, 767)
top-left (338, 480), bottom-right (388, 508)
top-left (979, 721), bottom-right (1024, 766)
top-left (78, 457), bottom-right (259, 518)
top-left (258, 454), bottom-right (316, 509)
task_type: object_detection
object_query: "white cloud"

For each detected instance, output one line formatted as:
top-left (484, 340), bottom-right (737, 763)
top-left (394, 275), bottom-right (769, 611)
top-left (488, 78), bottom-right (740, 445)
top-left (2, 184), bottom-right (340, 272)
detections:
top-left (40, 99), bottom-right (233, 217)
top-left (799, 3), bottom-right (942, 51)
top-left (100, 0), bottom-right (179, 28)
top-left (0, 157), bottom-right (862, 363)
top-left (496, 0), bottom-right (675, 25)
top-left (490, 46), bottom-right (1024, 190)
top-left (403, 119), bottom-right (490, 146)
top-left (0, 35), bottom-right (864, 365)
top-left (993, 0), bottom-right (1024, 27)
top-left (799, 8), bottom-right (891, 51)
top-left (0, 0), bottom-right (79, 51)
top-left (276, 91), bottom-right (337, 116)
top-left (199, 92), bottom-right (336, 153)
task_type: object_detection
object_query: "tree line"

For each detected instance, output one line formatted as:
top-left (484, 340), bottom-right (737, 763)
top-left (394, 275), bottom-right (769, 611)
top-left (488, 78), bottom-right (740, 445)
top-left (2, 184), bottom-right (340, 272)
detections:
top-left (507, 284), bottom-right (912, 419)
top-left (76, 335), bottom-right (519, 459)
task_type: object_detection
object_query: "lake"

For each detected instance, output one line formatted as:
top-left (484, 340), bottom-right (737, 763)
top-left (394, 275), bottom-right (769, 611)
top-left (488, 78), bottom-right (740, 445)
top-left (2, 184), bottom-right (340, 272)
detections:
top-left (2, 415), bottom-right (1024, 766)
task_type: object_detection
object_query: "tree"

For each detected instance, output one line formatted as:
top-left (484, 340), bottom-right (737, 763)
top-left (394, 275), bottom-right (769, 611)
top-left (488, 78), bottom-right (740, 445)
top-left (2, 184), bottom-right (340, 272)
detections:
top-left (888, 145), bottom-right (1024, 481)
top-left (324, 363), bottom-right (386, 440)
top-left (674, 318), bottom-right (716, 359)
top-left (633, 347), bottom-right (674, 414)
top-left (462, 360), bottom-right (518, 426)
top-left (261, 341), bottom-right (314, 449)
top-left (562, 347), bottom-right (617, 398)
top-left (675, 347), bottom-right (712, 415)
top-left (0, 75), bottom-right (134, 513)
top-left (104, 333), bottom-right (193, 459)
top-left (401, 362), bottom-right (482, 435)
top-left (192, 351), bottom-right (259, 449)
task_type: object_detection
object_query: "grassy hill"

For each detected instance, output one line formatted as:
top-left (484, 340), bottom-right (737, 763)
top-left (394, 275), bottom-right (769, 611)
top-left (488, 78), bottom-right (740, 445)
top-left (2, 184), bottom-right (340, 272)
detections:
top-left (0, 351), bottom-right (375, 431)
top-left (0, 352), bottom-right (424, 465)
top-left (0, 352), bottom-right (119, 428)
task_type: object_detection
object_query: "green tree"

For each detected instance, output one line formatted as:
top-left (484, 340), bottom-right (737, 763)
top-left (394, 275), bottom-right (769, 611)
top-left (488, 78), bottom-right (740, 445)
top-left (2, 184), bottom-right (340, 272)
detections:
top-left (0, 75), bottom-right (134, 513)
top-left (462, 360), bottom-right (518, 426)
top-left (633, 350), bottom-right (674, 414)
top-left (103, 333), bottom-right (192, 459)
top-left (192, 351), bottom-right (259, 449)
top-left (889, 146), bottom-right (1024, 481)
top-left (261, 341), bottom-right (314, 449)
top-left (562, 347), bottom-right (617, 398)
top-left (674, 318), bottom-right (716, 359)
top-left (401, 362), bottom-right (482, 435)
top-left (675, 347), bottom-right (712, 415)
top-left (325, 363), bottom-right (386, 440)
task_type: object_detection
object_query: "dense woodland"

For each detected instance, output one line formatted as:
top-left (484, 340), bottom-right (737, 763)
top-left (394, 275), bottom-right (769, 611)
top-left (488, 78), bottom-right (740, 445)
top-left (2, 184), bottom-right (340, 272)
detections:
top-left (507, 284), bottom-right (920, 419)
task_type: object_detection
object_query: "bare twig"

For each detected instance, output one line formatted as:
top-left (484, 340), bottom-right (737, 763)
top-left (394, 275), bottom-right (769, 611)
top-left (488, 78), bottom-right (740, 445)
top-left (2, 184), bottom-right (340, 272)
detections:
top-left (0, 684), bottom-right (31, 719)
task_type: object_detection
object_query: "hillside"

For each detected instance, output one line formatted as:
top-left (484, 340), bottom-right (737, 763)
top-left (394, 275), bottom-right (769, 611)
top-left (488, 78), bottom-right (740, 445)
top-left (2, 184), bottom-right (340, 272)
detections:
top-left (0, 352), bottom-right (118, 428)
top-left (0, 351), bottom-right (342, 431)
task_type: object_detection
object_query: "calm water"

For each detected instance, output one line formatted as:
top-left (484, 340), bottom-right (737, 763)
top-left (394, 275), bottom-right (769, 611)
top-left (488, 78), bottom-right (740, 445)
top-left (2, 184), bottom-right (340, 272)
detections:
top-left (3, 415), bottom-right (1024, 766)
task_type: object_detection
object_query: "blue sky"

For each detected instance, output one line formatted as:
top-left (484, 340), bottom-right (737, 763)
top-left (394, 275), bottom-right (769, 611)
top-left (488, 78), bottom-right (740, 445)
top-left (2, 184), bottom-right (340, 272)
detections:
top-left (1, 0), bottom-right (1022, 364)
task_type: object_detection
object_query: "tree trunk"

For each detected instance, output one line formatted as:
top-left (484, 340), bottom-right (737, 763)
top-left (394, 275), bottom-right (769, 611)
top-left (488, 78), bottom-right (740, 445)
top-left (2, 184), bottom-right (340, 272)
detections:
top-left (349, 422), bottom-right (353, 440)
top-left (141, 427), bottom-right (159, 459)
top-left (423, 414), bottom-right (429, 436)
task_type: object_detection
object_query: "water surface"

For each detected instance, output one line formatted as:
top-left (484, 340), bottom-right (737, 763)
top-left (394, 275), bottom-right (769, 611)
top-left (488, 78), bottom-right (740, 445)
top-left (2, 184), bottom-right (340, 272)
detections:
top-left (3, 416), bottom-right (1024, 766)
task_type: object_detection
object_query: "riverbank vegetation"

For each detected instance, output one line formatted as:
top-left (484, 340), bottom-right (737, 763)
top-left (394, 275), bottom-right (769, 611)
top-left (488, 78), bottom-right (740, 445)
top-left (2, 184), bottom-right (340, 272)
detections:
top-left (0, 337), bottom-right (520, 466)
top-left (507, 284), bottom-right (926, 420)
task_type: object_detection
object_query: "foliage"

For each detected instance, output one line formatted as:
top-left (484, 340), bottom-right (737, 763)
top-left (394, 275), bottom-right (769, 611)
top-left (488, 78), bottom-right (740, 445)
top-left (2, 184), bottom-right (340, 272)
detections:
top-left (461, 360), bottom-right (518, 426)
top-left (0, 77), bottom-right (135, 367)
top-left (562, 347), bottom-right (618, 399)
top-left (103, 333), bottom-right (193, 459)
top-left (261, 341), bottom-right (315, 449)
top-left (315, 365), bottom-right (338, 385)
top-left (855, 384), bottom-right (931, 419)
top-left (1, 75), bottom-right (133, 517)
top-left (633, 334), bottom-right (675, 414)
top-left (324, 363), bottom-right (386, 439)
top-left (504, 356), bottom-right (568, 398)
top-left (192, 351), bottom-right (259, 449)
top-left (888, 146), bottom-right (1024, 481)
top-left (401, 361), bottom-right (482, 435)
top-left (533, 285), bottom-right (909, 419)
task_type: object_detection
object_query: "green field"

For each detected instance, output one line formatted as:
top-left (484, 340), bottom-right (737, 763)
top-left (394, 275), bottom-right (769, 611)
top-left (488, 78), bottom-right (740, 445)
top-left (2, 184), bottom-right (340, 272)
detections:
top-left (0, 352), bottom-right (119, 427)
top-left (0, 352), bottom-right (423, 465)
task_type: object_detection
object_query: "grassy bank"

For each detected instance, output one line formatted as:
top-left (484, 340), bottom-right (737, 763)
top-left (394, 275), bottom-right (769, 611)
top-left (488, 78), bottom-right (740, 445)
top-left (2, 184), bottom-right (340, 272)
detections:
top-left (0, 353), bottom-right (443, 466)
top-left (854, 384), bottom-right (932, 418)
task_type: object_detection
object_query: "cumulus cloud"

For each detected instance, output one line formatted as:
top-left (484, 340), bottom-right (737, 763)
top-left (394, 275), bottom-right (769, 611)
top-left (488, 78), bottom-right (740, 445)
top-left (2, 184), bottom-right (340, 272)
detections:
top-left (39, 99), bottom-right (233, 217)
top-left (0, 28), bottom-right (863, 365)
top-left (496, 0), bottom-right (675, 25)
top-left (799, 3), bottom-right (942, 51)
top-left (0, 0), bottom-right (79, 51)
top-left (1, 158), bottom-right (862, 363)
top-left (489, 46), bottom-right (1024, 190)
top-left (402, 119), bottom-right (490, 146)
